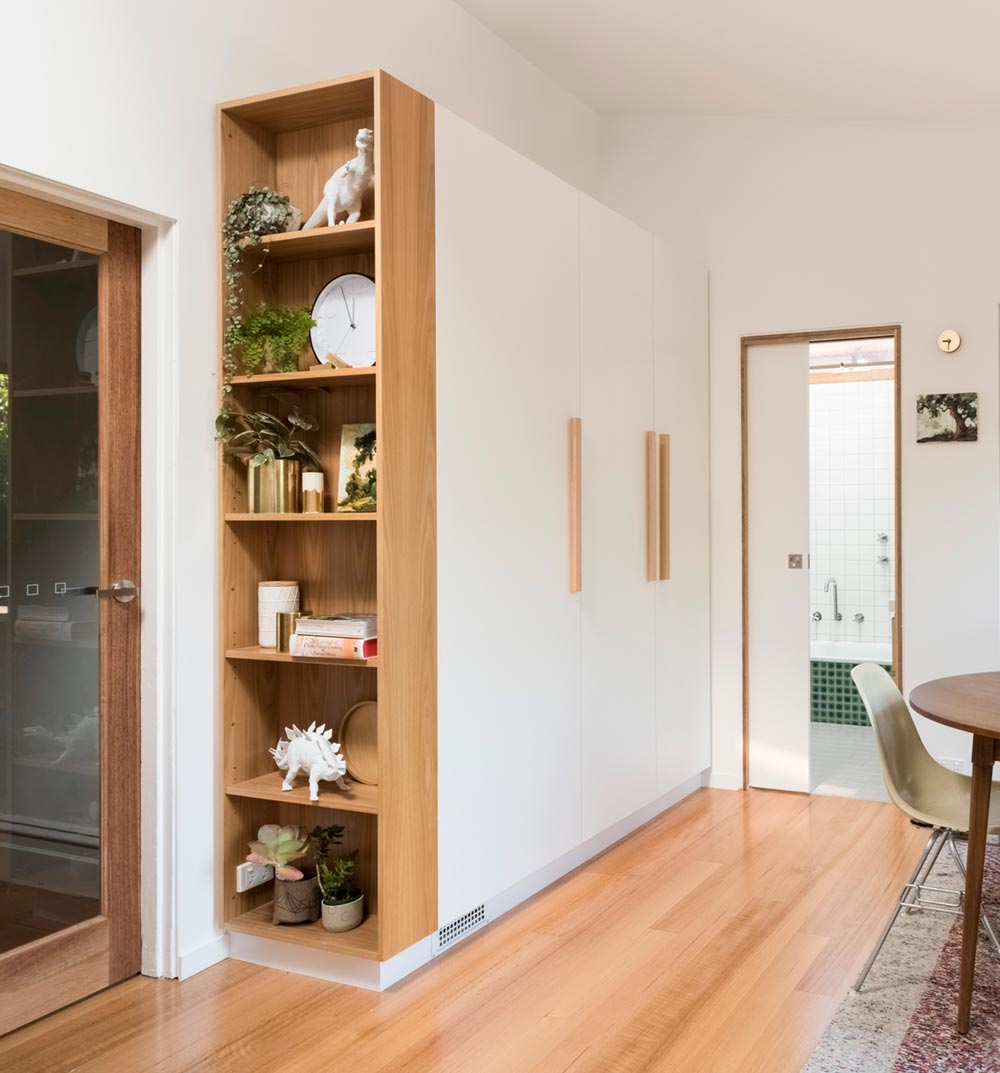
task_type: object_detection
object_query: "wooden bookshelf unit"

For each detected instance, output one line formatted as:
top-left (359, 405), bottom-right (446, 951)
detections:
top-left (217, 70), bottom-right (436, 966)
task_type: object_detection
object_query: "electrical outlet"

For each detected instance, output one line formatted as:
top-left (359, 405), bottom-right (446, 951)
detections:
top-left (236, 861), bottom-right (274, 893)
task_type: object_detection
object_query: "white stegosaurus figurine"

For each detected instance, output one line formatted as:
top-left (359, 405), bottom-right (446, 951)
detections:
top-left (270, 722), bottom-right (350, 801)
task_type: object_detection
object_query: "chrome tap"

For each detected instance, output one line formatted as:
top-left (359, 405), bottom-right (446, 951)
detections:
top-left (853, 612), bottom-right (865, 624)
top-left (812, 611), bottom-right (822, 622)
top-left (824, 577), bottom-right (843, 621)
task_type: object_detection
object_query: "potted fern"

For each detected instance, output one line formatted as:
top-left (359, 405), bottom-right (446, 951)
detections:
top-left (311, 824), bottom-right (364, 933)
top-left (246, 824), bottom-right (320, 925)
top-left (216, 403), bottom-right (322, 513)
top-left (231, 304), bottom-right (316, 376)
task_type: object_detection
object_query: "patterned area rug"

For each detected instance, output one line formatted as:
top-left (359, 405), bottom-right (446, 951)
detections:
top-left (803, 838), bottom-right (1000, 1073)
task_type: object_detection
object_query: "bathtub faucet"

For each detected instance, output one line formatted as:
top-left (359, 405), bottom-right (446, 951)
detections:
top-left (824, 577), bottom-right (843, 621)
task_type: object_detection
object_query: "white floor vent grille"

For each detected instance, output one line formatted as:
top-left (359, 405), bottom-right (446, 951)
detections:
top-left (434, 904), bottom-right (487, 954)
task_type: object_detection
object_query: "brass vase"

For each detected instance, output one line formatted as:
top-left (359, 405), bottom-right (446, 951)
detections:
top-left (249, 459), bottom-right (301, 513)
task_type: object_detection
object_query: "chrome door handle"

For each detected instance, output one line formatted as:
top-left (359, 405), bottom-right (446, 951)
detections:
top-left (59, 580), bottom-right (138, 603)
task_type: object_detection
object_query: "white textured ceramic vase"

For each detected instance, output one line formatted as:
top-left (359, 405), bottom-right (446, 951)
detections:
top-left (258, 581), bottom-right (299, 648)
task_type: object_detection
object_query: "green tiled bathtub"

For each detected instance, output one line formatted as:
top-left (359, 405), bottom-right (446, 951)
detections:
top-left (810, 658), bottom-right (893, 726)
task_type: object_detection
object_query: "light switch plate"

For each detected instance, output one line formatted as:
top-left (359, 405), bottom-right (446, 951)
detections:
top-left (788, 554), bottom-right (803, 569)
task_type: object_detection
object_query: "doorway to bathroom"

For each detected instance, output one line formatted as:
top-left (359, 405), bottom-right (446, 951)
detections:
top-left (741, 326), bottom-right (902, 797)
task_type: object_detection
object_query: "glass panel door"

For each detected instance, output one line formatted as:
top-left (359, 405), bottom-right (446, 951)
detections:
top-left (0, 229), bottom-right (100, 954)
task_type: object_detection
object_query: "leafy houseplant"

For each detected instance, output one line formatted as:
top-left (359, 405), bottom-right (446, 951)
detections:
top-left (246, 824), bottom-right (320, 925)
top-left (232, 304), bottom-right (316, 376)
top-left (216, 403), bottom-right (322, 513)
top-left (311, 825), bottom-right (363, 933)
top-left (221, 187), bottom-right (299, 390)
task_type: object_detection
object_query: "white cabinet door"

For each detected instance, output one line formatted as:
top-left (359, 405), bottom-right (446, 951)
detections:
top-left (746, 342), bottom-right (811, 792)
top-left (435, 108), bottom-right (583, 924)
top-left (652, 241), bottom-right (711, 792)
top-left (580, 196), bottom-right (657, 839)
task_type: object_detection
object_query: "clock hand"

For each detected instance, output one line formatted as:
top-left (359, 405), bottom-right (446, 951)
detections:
top-left (351, 297), bottom-right (356, 328)
top-left (334, 324), bottom-right (353, 356)
top-left (340, 285), bottom-right (355, 328)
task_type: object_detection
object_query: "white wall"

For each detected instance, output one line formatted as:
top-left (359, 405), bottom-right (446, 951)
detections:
top-left (0, 0), bottom-right (598, 976)
top-left (809, 377), bottom-right (895, 649)
top-left (597, 113), bottom-right (1000, 782)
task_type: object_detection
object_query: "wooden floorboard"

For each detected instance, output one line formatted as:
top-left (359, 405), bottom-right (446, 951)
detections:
top-left (0, 789), bottom-right (926, 1073)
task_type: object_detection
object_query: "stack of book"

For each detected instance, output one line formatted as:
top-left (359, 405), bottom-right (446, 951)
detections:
top-left (289, 614), bottom-right (377, 660)
top-left (14, 604), bottom-right (97, 644)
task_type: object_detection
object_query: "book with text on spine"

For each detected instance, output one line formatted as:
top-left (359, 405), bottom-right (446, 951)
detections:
top-left (295, 614), bottom-right (377, 640)
top-left (288, 633), bottom-right (378, 660)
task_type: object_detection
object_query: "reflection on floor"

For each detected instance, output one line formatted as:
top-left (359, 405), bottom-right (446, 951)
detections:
top-left (0, 881), bottom-right (99, 955)
top-left (811, 723), bottom-right (889, 802)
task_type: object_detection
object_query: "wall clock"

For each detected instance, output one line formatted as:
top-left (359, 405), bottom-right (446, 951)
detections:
top-left (937, 329), bottom-right (961, 354)
top-left (310, 273), bottom-right (376, 368)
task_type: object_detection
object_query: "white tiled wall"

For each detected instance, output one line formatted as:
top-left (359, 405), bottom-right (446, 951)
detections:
top-left (809, 378), bottom-right (895, 644)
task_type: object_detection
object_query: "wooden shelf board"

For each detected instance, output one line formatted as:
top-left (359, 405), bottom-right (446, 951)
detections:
top-left (220, 71), bottom-right (376, 133)
top-left (12, 513), bottom-right (97, 522)
top-left (226, 771), bottom-right (379, 815)
top-left (226, 903), bottom-right (380, 960)
top-left (12, 258), bottom-right (98, 277)
top-left (226, 645), bottom-right (378, 669)
top-left (229, 365), bottom-right (375, 390)
top-left (224, 512), bottom-right (377, 523)
top-left (13, 386), bottom-right (98, 398)
top-left (254, 221), bottom-right (375, 262)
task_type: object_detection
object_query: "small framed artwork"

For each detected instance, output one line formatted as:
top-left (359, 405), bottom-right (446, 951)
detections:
top-left (916, 393), bottom-right (978, 443)
top-left (336, 423), bottom-right (377, 512)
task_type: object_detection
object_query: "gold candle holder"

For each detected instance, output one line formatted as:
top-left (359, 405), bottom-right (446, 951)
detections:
top-left (302, 471), bottom-right (325, 514)
top-left (276, 611), bottom-right (308, 653)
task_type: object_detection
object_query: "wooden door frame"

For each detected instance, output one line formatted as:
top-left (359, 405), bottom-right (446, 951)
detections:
top-left (0, 189), bottom-right (141, 1033)
top-left (741, 325), bottom-right (903, 790)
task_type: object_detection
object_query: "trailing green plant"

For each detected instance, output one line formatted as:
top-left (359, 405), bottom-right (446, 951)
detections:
top-left (246, 824), bottom-right (308, 881)
top-left (317, 849), bottom-right (360, 905)
top-left (216, 403), bottom-right (322, 470)
top-left (233, 304), bottom-right (316, 375)
top-left (221, 187), bottom-right (297, 390)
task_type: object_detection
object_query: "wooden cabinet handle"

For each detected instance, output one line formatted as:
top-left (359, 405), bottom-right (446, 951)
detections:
top-left (569, 418), bottom-right (582, 593)
top-left (659, 434), bottom-right (671, 581)
top-left (646, 431), bottom-right (657, 582)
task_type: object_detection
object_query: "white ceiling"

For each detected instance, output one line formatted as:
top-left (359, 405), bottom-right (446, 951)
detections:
top-left (455, 0), bottom-right (1000, 122)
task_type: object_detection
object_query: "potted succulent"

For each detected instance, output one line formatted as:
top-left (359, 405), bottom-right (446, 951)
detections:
top-left (246, 824), bottom-right (320, 925)
top-left (216, 402), bottom-right (322, 514)
top-left (230, 303), bottom-right (316, 376)
top-left (311, 824), bottom-right (364, 933)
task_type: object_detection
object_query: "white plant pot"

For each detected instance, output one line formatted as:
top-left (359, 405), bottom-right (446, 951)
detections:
top-left (321, 892), bottom-right (364, 933)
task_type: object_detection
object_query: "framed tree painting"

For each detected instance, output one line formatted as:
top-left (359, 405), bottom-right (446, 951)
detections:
top-left (336, 423), bottom-right (377, 512)
top-left (916, 393), bottom-right (978, 443)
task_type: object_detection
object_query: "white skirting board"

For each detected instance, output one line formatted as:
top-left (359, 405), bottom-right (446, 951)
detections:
top-left (177, 934), bottom-right (229, 980)
top-left (226, 772), bottom-right (706, 990)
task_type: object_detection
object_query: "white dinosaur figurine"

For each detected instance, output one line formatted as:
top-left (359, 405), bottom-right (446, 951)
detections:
top-left (302, 128), bottom-right (374, 229)
top-left (270, 722), bottom-right (350, 801)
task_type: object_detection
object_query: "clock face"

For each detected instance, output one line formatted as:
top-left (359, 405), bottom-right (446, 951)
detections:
top-left (938, 329), bottom-right (961, 354)
top-left (310, 273), bottom-right (376, 368)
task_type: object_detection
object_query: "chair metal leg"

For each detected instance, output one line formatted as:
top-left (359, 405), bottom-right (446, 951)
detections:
top-left (853, 829), bottom-right (945, 993)
top-left (947, 832), bottom-right (1000, 957)
top-left (906, 827), bottom-right (948, 913)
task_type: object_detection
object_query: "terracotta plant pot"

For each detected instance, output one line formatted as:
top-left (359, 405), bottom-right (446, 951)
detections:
top-left (321, 892), bottom-right (364, 933)
top-left (272, 874), bottom-right (320, 925)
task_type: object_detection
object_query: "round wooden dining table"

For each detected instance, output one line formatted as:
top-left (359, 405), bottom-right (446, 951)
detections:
top-left (910, 672), bottom-right (1000, 1034)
